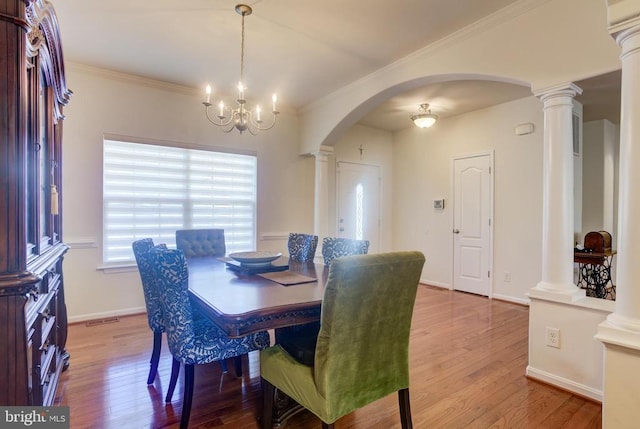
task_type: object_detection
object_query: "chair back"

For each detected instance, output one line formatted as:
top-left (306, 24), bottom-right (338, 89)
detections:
top-left (141, 247), bottom-right (200, 364)
top-left (132, 238), bottom-right (167, 333)
top-left (287, 233), bottom-right (318, 262)
top-left (313, 251), bottom-right (425, 418)
top-left (321, 237), bottom-right (370, 265)
top-left (176, 229), bottom-right (226, 258)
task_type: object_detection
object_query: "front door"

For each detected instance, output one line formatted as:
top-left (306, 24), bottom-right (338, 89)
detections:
top-left (453, 154), bottom-right (492, 296)
top-left (336, 162), bottom-right (380, 253)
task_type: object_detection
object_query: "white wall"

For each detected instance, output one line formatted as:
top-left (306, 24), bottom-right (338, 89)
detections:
top-left (61, 65), bottom-right (314, 322)
top-left (581, 119), bottom-right (619, 243)
top-left (528, 298), bottom-right (610, 401)
top-left (393, 96), bottom-right (543, 303)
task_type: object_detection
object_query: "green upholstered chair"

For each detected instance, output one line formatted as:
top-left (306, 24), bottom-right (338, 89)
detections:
top-left (260, 251), bottom-right (425, 429)
top-left (275, 236), bottom-right (371, 365)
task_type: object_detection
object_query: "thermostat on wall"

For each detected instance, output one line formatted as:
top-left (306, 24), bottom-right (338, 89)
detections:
top-left (433, 199), bottom-right (445, 209)
top-left (515, 123), bottom-right (534, 136)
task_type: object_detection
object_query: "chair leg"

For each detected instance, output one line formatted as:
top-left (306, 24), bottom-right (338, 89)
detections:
top-left (398, 388), bottom-right (413, 429)
top-left (147, 332), bottom-right (162, 384)
top-left (261, 378), bottom-right (275, 429)
top-left (165, 358), bottom-right (181, 403)
top-left (234, 355), bottom-right (243, 377)
top-left (180, 364), bottom-right (195, 429)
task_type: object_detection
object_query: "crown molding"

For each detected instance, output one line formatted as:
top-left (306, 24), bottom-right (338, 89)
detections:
top-left (301, 0), bottom-right (550, 114)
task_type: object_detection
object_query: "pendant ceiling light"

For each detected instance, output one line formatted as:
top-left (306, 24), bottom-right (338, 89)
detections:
top-left (202, 4), bottom-right (279, 135)
top-left (410, 103), bottom-right (438, 128)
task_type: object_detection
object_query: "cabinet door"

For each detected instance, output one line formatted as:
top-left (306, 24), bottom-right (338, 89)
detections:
top-left (27, 62), bottom-right (59, 258)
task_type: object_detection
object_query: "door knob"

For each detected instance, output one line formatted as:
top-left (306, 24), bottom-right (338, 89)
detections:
top-left (453, 229), bottom-right (460, 234)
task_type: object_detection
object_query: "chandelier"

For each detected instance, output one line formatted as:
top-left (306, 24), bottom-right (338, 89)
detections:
top-left (410, 103), bottom-right (438, 128)
top-left (202, 4), bottom-right (279, 135)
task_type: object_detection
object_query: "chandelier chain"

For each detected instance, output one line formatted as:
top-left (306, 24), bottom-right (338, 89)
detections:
top-left (240, 11), bottom-right (245, 84)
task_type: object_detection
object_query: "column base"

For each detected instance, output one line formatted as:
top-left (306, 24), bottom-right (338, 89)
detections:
top-left (596, 320), bottom-right (640, 429)
top-left (530, 282), bottom-right (585, 303)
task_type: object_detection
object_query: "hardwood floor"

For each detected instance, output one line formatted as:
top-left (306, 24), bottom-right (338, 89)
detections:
top-left (54, 285), bottom-right (602, 428)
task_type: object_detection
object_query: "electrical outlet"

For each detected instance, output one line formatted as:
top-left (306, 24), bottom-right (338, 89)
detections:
top-left (546, 327), bottom-right (560, 348)
top-left (504, 272), bottom-right (511, 282)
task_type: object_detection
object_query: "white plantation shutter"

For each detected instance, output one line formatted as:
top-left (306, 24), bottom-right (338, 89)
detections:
top-left (103, 139), bottom-right (257, 264)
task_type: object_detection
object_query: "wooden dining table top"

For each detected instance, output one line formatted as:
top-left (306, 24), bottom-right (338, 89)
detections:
top-left (187, 256), bottom-right (329, 337)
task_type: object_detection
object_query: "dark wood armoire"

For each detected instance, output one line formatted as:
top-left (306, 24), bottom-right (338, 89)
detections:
top-left (0, 0), bottom-right (71, 406)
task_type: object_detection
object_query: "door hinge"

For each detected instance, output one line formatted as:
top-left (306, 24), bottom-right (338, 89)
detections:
top-left (489, 218), bottom-right (491, 226)
top-left (488, 271), bottom-right (491, 278)
top-left (489, 166), bottom-right (492, 174)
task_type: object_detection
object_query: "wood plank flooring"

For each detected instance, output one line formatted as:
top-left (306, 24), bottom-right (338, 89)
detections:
top-left (54, 285), bottom-right (602, 428)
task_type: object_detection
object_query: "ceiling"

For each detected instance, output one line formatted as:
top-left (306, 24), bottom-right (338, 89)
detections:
top-left (53, 1), bottom-right (621, 132)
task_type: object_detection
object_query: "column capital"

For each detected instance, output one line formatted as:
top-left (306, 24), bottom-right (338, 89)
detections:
top-left (534, 83), bottom-right (583, 103)
top-left (311, 145), bottom-right (334, 161)
top-left (607, 0), bottom-right (640, 38)
top-left (614, 24), bottom-right (640, 56)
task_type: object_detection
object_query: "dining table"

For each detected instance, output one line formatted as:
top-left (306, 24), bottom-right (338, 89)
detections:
top-left (187, 255), bottom-right (329, 338)
top-left (187, 255), bottom-right (328, 426)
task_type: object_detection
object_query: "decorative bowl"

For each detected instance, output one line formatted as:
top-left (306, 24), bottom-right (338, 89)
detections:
top-left (228, 251), bottom-right (282, 267)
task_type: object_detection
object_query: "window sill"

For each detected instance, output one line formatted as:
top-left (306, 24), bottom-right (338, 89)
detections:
top-left (97, 264), bottom-right (137, 274)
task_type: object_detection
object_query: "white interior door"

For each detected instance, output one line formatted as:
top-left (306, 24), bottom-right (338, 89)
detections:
top-left (453, 154), bottom-right (492, 296)
top-left (336, 162), bottom-right (380, 253)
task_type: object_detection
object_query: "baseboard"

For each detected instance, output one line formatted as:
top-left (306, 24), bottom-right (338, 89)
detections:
top-left (492, 293), bottom-right (530, 306)
top-left (526, 365), bottom-right (602, 402)
top-left (420, 279), bottom-right (450, 289)
top-left (68, 307), bottom-right (146, 324)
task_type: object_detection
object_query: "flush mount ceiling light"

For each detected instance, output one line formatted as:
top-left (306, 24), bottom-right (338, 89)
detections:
top-left (202, 4), bottom-right (279, 135)
top-left (410, 103), bottom-right (438, 128)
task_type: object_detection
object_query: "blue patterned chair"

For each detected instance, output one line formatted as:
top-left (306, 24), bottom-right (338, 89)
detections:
top-left (287, 233), bottom-right (318, 262)
top-left (321, 237), bottom-right (370, 266)
top-left (261, 251), bottom-right (426, 429)
top-left (176, 228), bottom-right (225, 258)
top-left (144, 247), bottom-right (270, 429)
top-left (176, 228), bottom-right (241, 374)
top-left (132, 238), bottom-right (178, 386)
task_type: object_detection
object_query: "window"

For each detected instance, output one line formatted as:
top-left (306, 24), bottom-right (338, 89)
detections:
top-left (103, 139), bottom-right (257, 264)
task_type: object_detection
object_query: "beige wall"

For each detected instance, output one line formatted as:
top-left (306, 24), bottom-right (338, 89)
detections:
top-left (299, 0), bottom-right (619, 153)
top-left (62, 65), bottom-right (314, 322)
top-left (332, 125), bottom-right (394, 252)
top-left (393, 96), bottom-right (544, 303)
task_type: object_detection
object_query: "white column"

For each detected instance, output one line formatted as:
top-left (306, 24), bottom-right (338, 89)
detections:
top-left (608, 25), bottom-right (640, 329)
top-left (312, 145), bottom-right (334, 261)
top-left (531, 83), bottom-right (584, 301)
top-left (596, 11), bottom-right (640, 429)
